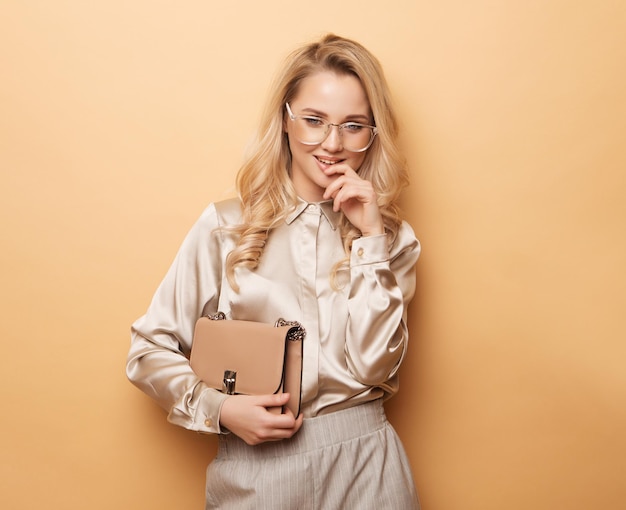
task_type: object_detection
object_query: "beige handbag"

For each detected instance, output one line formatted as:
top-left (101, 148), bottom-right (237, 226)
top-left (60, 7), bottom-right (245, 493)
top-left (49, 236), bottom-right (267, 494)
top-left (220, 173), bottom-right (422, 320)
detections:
top-left (190, 312), bottom-right (305, 417)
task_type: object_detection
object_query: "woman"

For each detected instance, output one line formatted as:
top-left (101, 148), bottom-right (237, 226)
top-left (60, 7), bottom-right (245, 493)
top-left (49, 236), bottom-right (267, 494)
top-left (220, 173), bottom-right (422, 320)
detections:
top-left (127, 33), bottom-right (421, 509)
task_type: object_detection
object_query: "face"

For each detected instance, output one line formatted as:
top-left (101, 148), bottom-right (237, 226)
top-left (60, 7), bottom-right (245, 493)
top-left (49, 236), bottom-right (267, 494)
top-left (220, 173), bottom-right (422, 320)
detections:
top-left (285, 71), bottom-right (371, 202)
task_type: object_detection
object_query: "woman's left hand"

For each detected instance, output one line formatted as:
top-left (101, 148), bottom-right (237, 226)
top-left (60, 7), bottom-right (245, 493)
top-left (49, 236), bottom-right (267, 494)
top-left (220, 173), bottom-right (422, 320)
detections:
top-left (322, 163), bottom-right (384, 236)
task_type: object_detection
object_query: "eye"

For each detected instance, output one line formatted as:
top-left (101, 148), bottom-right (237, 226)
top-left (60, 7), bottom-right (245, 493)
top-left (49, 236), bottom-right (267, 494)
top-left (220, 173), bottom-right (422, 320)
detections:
top-left (302, 116), bottom-right (325, 127)
top-left (343, 123), bottom-right (365, 133)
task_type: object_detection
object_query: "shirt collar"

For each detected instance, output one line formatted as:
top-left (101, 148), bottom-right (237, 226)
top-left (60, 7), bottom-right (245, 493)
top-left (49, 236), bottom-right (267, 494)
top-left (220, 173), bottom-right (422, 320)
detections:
top-left (285, 197), bottom-right (340, 230)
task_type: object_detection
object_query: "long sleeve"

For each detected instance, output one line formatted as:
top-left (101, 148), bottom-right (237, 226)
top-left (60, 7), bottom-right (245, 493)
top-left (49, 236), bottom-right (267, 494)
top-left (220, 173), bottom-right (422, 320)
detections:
top-left (344, 222), bottom-right (420, 389)
top-left (126, 203), bottom-right (229, 434)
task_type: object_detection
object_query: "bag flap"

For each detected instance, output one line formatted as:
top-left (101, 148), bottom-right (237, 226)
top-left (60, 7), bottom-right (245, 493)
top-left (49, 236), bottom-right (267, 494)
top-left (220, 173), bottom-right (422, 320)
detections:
top-left (190, 318), bottom-right (288, 395)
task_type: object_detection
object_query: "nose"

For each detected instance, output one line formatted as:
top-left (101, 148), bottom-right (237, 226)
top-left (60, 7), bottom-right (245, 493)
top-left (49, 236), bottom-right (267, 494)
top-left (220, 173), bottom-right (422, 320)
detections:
top-left (320, 124), bottom-right (343, 152)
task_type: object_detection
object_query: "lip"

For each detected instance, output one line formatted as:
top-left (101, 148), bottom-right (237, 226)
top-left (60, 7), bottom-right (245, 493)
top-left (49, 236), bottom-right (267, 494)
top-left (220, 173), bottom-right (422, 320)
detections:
top-left (314, 155), bottom-right (345, 168)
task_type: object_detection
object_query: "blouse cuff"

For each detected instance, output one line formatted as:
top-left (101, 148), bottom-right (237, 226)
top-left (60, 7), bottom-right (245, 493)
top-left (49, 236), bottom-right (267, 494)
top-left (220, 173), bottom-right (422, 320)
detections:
top-left (350, 234), bottom-right (389, 266)
top-left (167, 387), bottom-right (230, 435)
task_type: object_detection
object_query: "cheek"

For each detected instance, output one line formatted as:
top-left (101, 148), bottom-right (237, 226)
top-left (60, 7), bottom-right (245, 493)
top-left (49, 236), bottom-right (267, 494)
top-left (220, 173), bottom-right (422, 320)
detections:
top-left (288, 136), bottom-right (315, 157)
top-left (351, 153), bottom-right (368, 172)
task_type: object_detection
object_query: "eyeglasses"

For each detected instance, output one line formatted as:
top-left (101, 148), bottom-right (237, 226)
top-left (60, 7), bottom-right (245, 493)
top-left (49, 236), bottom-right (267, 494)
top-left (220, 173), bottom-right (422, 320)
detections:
top-left (285, 103), bottom-right (377, 153)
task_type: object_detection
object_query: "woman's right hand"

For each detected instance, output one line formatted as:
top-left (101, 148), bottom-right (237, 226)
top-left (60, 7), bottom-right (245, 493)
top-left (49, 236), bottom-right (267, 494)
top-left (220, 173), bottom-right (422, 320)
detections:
top-left (219, 393), bottom-right (303, 445)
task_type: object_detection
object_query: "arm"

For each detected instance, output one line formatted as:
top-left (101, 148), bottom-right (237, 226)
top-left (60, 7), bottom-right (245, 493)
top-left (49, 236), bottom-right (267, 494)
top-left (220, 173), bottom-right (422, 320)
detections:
top-left (345, 222), bottom-right (420, 386)
top-left (321, 163), bottom-right (421, 387)
top-left (126, 202), bottom-right (303, 442)
top-left (126, 204), bottom-right (228, 434)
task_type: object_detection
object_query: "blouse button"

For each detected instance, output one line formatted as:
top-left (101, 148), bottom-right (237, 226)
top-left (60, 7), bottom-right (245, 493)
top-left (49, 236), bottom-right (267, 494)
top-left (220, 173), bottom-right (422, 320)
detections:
top-left (204, 419), bottom-right (213, 428)
top-left (357, 247), bottom-right (364, 257)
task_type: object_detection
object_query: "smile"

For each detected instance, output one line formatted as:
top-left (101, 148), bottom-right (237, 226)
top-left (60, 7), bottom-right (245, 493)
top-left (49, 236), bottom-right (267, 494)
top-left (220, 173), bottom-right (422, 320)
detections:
top-left (315, 156), bottom-right (344, 165)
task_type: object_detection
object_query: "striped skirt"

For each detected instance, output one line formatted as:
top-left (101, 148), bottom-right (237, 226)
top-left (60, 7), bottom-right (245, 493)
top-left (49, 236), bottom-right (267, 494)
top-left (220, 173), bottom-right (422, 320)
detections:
top-left (205, 400), bottom-right (420, 509)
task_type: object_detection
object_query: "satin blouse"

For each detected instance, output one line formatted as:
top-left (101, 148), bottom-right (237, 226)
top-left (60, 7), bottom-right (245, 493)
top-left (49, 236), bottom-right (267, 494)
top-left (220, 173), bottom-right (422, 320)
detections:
top-left (127, 197), bottom-right (420, 434)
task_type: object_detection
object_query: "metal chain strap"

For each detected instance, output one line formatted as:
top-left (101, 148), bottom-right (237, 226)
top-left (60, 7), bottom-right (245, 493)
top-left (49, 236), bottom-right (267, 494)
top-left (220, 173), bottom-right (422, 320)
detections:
top-left (205, 312), bottom-right (306, 343)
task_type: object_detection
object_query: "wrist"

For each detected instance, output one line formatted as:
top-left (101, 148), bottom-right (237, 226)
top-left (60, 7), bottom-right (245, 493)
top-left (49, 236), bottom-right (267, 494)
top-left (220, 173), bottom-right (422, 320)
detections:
top-left (361, 225), bottom-right (385, 237)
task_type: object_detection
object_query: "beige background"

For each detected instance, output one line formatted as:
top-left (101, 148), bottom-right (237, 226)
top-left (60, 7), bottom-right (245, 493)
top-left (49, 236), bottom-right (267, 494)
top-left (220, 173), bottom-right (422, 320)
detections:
top-left (1, 1), bottom-right (625, 509)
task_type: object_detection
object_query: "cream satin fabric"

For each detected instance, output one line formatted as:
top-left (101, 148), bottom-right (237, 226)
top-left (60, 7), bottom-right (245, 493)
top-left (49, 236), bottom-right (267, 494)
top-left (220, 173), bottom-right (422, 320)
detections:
top-left (127, 197), bottom-right (420, 434)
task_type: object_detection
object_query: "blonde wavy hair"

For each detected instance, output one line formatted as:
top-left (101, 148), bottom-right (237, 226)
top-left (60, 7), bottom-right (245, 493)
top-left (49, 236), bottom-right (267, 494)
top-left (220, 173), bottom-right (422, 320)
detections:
top-left (225, 34), bottom-right (409, 291)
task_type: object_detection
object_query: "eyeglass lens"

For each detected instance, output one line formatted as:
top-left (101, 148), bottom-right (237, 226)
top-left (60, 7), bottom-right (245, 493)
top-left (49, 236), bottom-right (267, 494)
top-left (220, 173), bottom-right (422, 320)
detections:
top-left (293, 117), bottom-right (374, 152)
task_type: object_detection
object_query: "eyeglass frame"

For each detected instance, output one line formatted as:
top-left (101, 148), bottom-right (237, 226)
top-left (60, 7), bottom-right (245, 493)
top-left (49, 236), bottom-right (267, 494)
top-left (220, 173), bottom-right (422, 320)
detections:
top-left (285, 103), bottom-right (378, 153)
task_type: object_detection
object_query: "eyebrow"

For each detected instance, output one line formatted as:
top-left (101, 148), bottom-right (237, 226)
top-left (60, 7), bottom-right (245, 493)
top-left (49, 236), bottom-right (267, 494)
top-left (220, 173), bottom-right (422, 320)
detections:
top-left (300, 107), bottom-right (372, 124)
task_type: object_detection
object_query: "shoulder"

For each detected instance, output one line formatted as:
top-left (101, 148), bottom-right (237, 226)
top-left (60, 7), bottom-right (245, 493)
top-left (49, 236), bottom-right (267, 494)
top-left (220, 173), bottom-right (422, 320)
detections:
top-left (212, 197), bottom-right (243, 226)
top-left (194, 198), bottom-right (243, 228)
